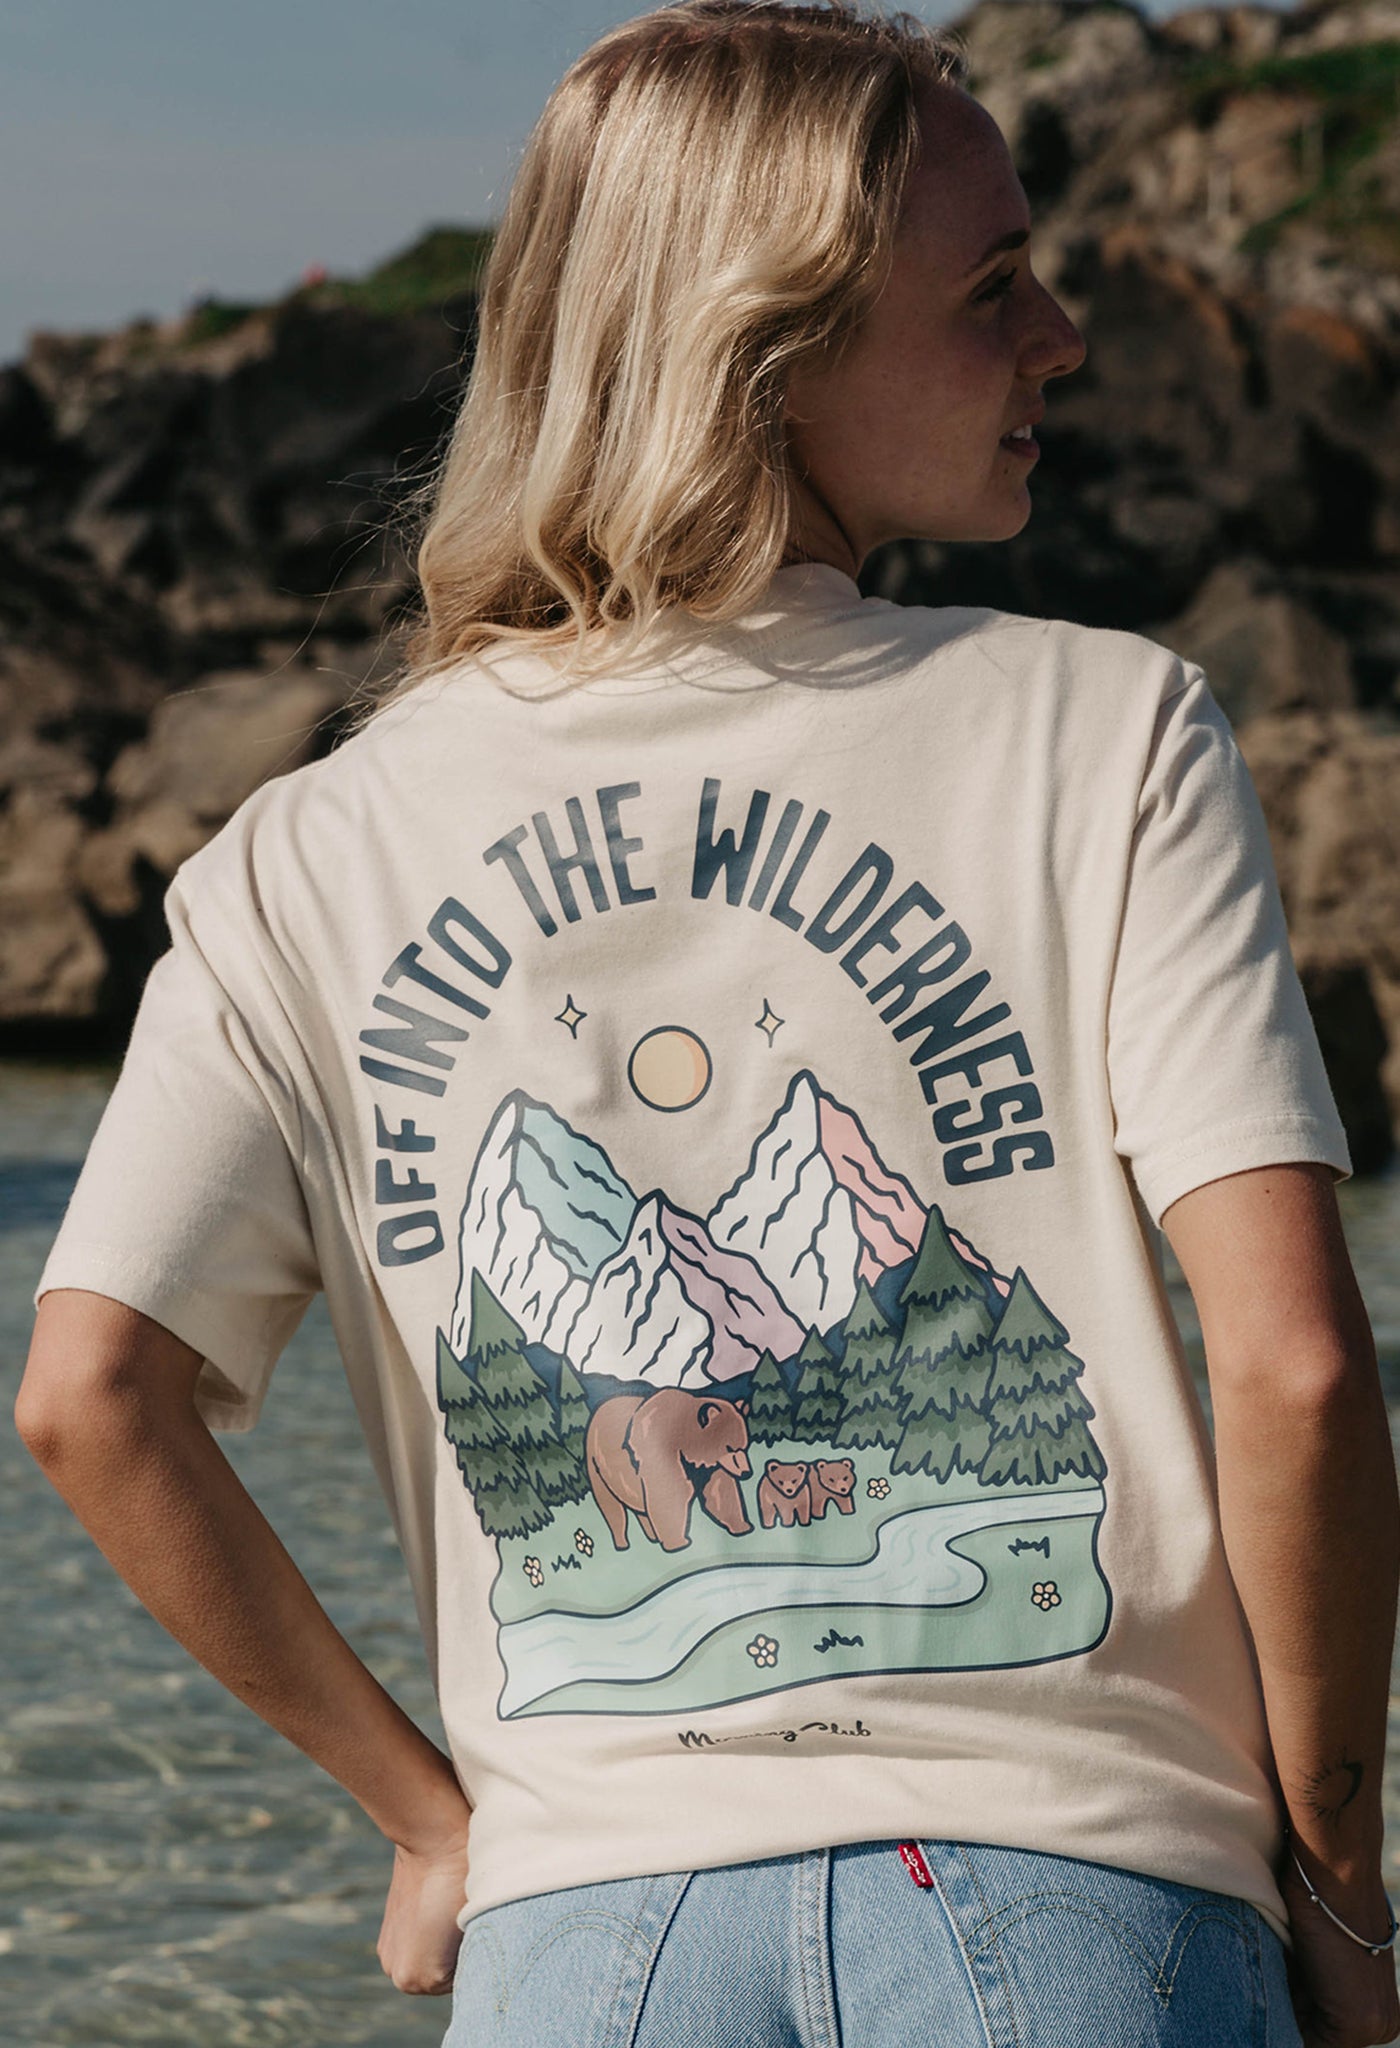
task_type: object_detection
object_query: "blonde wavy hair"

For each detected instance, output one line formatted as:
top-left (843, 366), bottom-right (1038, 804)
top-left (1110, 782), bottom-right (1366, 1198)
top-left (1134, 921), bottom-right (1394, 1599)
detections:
top-left (364, 0), bottom-right (969, 710)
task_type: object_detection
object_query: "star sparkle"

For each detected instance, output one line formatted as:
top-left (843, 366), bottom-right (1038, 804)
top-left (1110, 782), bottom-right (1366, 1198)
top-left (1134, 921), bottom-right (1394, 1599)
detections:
top-left (755, 999), bottom-right (784, 1045)
top-left (555, 995), bottom-right (587, 1038)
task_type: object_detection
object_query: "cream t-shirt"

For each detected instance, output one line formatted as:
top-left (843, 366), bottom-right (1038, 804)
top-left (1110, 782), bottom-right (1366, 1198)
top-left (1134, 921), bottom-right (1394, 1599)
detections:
top-left (38, 561), bottom-right (1348, 1941)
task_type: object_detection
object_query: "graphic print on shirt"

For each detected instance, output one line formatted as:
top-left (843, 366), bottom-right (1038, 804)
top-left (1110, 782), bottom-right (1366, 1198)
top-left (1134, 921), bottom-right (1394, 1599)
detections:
top-left (434, 1066), bottom-right (1110, 1720)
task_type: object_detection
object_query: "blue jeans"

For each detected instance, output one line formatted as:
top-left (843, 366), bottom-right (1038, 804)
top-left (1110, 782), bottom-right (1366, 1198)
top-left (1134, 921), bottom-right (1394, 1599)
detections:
top-left (442, 1837), bottom-right (1301, 2046)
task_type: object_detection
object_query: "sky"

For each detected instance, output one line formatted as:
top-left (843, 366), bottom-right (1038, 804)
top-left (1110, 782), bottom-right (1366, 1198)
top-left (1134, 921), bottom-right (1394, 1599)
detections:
top-left (0, 0), bottom-right (1290, 367)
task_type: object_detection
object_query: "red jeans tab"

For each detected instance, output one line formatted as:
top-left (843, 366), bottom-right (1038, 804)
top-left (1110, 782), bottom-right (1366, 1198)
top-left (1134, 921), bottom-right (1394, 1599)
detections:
top-left (896, 1841), bottom-right (934, 1888)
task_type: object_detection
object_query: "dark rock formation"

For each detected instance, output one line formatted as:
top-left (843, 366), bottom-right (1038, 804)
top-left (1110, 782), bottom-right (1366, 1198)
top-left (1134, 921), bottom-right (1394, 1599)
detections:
top-left (0, 0), bottom-right (1396, 1167)
top-left (0, 275), bottom-right (472, 1052)
top-left (1236, 709), bottom-right (1400, 1154)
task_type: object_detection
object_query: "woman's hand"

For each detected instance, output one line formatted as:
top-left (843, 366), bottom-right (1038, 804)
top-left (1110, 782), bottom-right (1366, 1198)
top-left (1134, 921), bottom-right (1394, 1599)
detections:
top-left (1281, 1857), bottom-right (1400, 2048)
top-left (376, 1821), bottom-right (474, 1996)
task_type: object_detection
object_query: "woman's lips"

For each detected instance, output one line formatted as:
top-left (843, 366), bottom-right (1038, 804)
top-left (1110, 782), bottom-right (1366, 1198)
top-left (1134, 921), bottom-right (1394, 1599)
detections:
top-left (999, 432), bottom-right (1039, 459)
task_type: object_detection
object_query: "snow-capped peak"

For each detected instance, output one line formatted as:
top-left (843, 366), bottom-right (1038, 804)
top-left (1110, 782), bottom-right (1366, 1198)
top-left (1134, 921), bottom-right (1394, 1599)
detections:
top-left (706, 1070), bottom-right (924, 1330)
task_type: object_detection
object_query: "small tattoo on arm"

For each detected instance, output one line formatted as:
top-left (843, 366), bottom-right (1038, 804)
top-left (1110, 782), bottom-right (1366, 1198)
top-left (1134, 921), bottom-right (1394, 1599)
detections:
top-left (1298, 1756), bottom-right (1365, 1826)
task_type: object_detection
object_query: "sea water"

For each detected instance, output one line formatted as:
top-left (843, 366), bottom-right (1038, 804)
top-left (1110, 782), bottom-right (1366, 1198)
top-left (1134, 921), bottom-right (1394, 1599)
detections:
top-left (2, 1062), bottom-right (1397, 2045)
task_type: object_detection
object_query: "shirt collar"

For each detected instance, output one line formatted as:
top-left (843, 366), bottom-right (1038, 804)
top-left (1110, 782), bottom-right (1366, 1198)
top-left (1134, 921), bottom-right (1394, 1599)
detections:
top-left (763, 559), bottom-right (865, 610)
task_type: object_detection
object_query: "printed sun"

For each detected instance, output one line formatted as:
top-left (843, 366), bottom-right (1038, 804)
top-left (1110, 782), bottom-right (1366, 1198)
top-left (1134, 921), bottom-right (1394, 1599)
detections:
top-left (628, 1027), bottom-right (713, 1112)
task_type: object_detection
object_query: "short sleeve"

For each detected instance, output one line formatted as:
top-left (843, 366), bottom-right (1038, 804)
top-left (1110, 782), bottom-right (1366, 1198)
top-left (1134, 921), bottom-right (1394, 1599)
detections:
top-left (35, 866), bottom-right (321, 1432)
top-left (1106, 664), bottom-right (1350, 1227)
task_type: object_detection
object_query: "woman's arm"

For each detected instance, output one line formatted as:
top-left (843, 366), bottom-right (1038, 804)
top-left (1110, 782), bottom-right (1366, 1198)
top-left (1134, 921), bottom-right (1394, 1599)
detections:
top-left (14, 1288), bottom-right (473, 1993)
top-left (1164, 1162), bottom-right (1400, 2048)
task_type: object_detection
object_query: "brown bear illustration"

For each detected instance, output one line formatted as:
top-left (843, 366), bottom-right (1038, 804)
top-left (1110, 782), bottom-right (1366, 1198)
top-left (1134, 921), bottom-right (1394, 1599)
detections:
top-left (586, 1388), bottom-right (753, 1553)
top-left (807, 1458), bottom-right (857, 1519)
top-left (758, 1460), bottom-right (812, 1529)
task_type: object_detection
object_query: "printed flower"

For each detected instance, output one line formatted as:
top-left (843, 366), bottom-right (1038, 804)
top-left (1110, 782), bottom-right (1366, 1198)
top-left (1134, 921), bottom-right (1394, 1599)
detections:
top-left (1031, 1581), bottom-right (1061, 1610)
top-left (746, 1633), bottom-right (779, 1668)
top-left (523, 1556), bottom-right (545, 1587)
top-left (575, 1529), bottom-right (594, 1557)
top-left (867, 1476), bottom-right (891, 1499)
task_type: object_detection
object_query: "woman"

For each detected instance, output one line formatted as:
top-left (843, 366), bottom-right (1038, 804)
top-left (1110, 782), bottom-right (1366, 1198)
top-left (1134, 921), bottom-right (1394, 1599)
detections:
top-left (16, 5), bottom-right (1399, 2045)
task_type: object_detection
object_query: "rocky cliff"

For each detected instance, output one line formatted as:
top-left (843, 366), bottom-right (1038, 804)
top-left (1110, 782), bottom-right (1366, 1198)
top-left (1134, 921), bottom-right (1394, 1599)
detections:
top-left (1, 0), bottom-right (1397, 1166)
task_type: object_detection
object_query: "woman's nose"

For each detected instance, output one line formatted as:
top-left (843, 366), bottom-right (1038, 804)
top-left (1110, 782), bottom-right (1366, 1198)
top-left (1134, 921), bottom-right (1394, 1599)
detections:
top-left (1027, 285), bottom-right (1087, 383)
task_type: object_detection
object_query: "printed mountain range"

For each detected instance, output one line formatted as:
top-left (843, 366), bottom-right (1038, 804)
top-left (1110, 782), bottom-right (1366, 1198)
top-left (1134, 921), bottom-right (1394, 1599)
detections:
top-left (448, 1070), bottom-right (1008, 1389)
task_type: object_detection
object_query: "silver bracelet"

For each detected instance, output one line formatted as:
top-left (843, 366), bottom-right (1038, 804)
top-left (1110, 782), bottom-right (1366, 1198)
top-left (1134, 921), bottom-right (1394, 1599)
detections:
top-left (1288, 1846), bottom-right (1399, 1957)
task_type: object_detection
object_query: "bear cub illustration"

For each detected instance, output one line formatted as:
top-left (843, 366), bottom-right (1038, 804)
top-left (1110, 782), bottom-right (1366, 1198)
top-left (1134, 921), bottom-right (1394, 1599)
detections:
top-left (758, 1457), bottom-right (859, 1527)
top-left (586, 1388), bottom-right (752, 1553)
top-left (808, 1459), bottom-right (857, 1518)
top-left (758, 1460), bottom-right (812, 1529)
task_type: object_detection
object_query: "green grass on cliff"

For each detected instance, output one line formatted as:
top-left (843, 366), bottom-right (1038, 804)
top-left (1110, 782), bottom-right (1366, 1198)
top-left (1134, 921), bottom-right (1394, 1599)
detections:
top-left (180, 225), bottom-right (495, 346)
top-left (182, 298), bottom-right (262, 345)
top-left (1183, 39), bottom-right (1400, 112)
top-left (1181, 41), bottom-right (1400, 266)
top-left (324, 225), bottom-right (495, 314)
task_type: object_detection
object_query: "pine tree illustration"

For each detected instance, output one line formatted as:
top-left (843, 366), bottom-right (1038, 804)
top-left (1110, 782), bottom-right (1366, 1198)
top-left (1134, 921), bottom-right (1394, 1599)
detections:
top-left (747, 1348), bottom-right (793, 1445)
top-left (445, 1273), bottom-right (553, 1538)
top-left (978, 1269), bottom-right (1107, 1488)
top-left (437, 1327), bottom-right (520, 1532)
top-left (437, 1328), bottom-right (502, 1460)
top-left (547, 1355), bottom-right (592, 1506)
top-left (832, 1278), bottom-right (905, 1451)
top-left (890, 1206), bottom-right (995, 1482)
top-left (790, 1327), bottom-right (843, 1444)
top-left (530, 1385), bottom-right (587, 1508)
